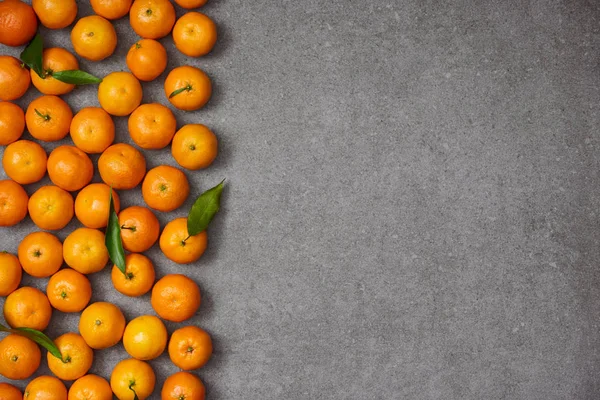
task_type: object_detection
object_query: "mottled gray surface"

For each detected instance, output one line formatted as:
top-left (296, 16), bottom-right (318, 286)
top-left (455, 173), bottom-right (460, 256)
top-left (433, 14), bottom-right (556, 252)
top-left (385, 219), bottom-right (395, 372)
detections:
top-left (1, 0), bottom-right (600, 399)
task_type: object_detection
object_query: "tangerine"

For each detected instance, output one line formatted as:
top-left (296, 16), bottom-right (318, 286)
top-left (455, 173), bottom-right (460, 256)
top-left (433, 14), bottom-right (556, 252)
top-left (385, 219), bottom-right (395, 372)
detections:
top-left (79, 302), bottom-right (126, 349)
top-left (98, 71), bottom-right (143, 116)
top-left (129, 0), bottom-right (175, 39)
top-left (90, 0), bottom-right (133, 20)
top-left (46, 268), bottom-right (92, 313)
top-left (2, 140), bottom-right (48, 185)
top-left (68, 374), bottom-right (113, 400)
top-left (0, 56), bottom-right (30, 101)
top-left (164, 65), bottom-right (211, 111)
top-left (24, 376), bottom-right (67, 400)
top-left (63, 228), bottom-right (109, 274)
top-left (0, 382), bottom-right (21, 400)
top-left (151, 274), bottom-right (201, 322)
top-left (161, 372), bottom-right (206, 400)
top-left (98, 143), bottom-right (146, 189)
top-left (174, 0), bottom-right (208, 9)
top-left (159, 218), bottom-right (208, 264)
top-left (31, 47), bottom-right (79, 96)
top-left (123, 315), bottom-right (167, 360)
top-left (173, 12), bottom-right (217, 57)
top-left (128, 103), bottom-right (176, 149)
top-left (28, 185), bottom-right (74, 230)
top-left (0, 252), bottom-right (21, 296)
top-left (0, 0), bottom-right (37, 47)
top-left (47, 145), bottom-right (94, 192)
top-left (18, 231), bottom-right (63, 278)
top-left (71, 15), bottom-right (117, 61)
top-left (0, 334), bottom-right (41, 380)
top-left (32, 0), bottom-right (77, 29)
top-left (47, 332), bottom-right (93, 381)
top-left (0, 101), bottom-right (25, 145)
top-left (111, 253), bottom-right (155, 297)
top-left (0, 179), bottom-right (28, 227)
top-left (110, 358), bottom-right (156, 400)
top-left (70, 107), bottom-right (115, 154)
top-left (168, 326), bottom-right (212, 370)
top-left (126, 39), bottom-right (167, 82)
top-left (171, 124), bottom-right (218, 170)
top-left (3, 286), bottom-right (52, 330)
top-left (26, 95), bottom-right (73, 142)
top-left (142, 165), bottom-right (189, 212)
top-left (75, 183), bottom-right (120, 229)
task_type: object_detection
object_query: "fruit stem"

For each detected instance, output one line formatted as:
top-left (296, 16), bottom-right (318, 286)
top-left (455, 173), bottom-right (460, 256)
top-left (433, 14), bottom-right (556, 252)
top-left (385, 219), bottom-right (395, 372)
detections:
top-left (121, 225), bottom-right (137, 232)
top-left (34, 109), bottom-right (50, 121)
top-left (169, 84), bottom-right (193, 98)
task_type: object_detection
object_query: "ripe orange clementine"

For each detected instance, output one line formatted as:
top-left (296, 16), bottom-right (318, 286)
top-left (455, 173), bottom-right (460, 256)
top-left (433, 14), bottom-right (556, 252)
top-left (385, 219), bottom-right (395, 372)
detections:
top-left (123, 315), bottom-right (167, 360)
top-left (171, 124), bottom-right (217, 170)
top-left (151, 274), bottom-right (201, 322)
top-left (63, 228), bottom-right (109, 274)
top-left (173, 12), bottom-right (216, 57)
top-left (47, 332), bottom-right (93, 381)
top-left (24, 376), bottom-right (67, 400)
top-left (0, 334), bottom-right (41, 380)
top-left (71, 15), bottom-right (117, 61)
top-left (129, 0), bottom-right (175, 39)
top-left (32, 0), bottom-right (77, 29)
top-left (174, 0), bottom-right (208, 9)
top-left (3, 286), bottom-right (52, 330)
top-left (168, 326), bottom-right (212, 370)
top-left (68, 374), bottom-right (113, 400)
top-left (31, 47), bottom-right (79, 96)
top-left (79, 302), bottom-right (126, 349)
top-left (98, 71), bottom-right (143, 116)
top-left (70, 107), bottom-right (115, 154)
top-left (28, 185), bottom-right (74, 230)
top-left (161, 372), bottom-right (206, 400)
top-left (111, 253), bottom-right (155, 297)
top-left (128, 103), bottom-right (176, 149)
top-left (0, 0), bottom-right (37, 47)
top-left (2, 140), bottom-right (47, 185)
top-left (142, 165), bottom-right (189, 212)
top-left (98, 143), bottom-right (146, 189)
top-left (47, 268), bottom-right (92, 313)
top-left (75, 183), bottom-right (120, 229)
top-left (118, 206), bottom-right (160, 253)
top-left (90, 0), bottom-right (133, 20)
top-left (110, 358), bottom-right (156, 400)
top-left (26, 95), bottom-right (73, 142)
top-left (18, 231), bottom-right (63, 278)
top-left (0, 101), bottom-right (25, 145)
top-left (164, 66), bottom-right (211, 111)
top-left (0, 179), bottom-right (28, 227)
top-left (0, 382), bottom-right (21, 400)
top-left (0, 56), bottom-right (30, 101)
top-left (159, 218), bottom-right (207, 264)
top-left (47, 145), bottom-right (94, 192)
top-left (0, 252), bottom-right (22, 296)
top-left (126, 39), bottom-right (167, 82)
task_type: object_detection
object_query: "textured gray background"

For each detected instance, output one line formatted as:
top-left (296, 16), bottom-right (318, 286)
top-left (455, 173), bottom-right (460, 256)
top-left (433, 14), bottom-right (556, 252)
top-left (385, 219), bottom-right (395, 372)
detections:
top-left (1, 0), bottom-right (600, 399)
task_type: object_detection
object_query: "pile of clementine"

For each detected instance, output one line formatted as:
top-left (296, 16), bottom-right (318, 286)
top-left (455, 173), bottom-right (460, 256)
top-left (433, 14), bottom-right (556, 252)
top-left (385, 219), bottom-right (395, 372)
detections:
top-left (0, 0), bottom-right (221, 399)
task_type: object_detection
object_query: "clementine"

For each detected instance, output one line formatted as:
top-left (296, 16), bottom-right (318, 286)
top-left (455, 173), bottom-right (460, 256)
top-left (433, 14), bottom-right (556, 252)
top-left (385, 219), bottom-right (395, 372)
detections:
top-left (3, 286), bottom-right (52, 330)
top-left (159, 218), bottom-right (208, 264)
top-left (98, 71), bottom-right (143, 116)
top-left (31, 47), bottom-right (79, 96)
top-left (70, 107), bottom-right (115, 153)
top-left (63, 228), bottom-right (109, 274)
top-left (18, 231), bottom-right (63, 278)
top-left (26, 95), bottom-right (73, 142)
top-left (0, 179), bottom-right (28, 227)
top-left (0, 334), bottom-right (41, 380)
top-left (129, 0), bottom-right (175, 39)
top-left (71, 15), bottom-right (117, 61)
top-left (24, 376), bottom-right (67, 400)
top-left (2, 140), bottom-right (47, 184)
top-left (0, 101), bottom-right (25, 145)
top-left (28, 185), bottom-right (74, 230)
top-left (47, 145), bottom-right (93, 192)
top-left (98, 143), bottom-right (146, 189)
top-left (161, 372), bottom-right (206, 400)
top-left (151, 274), bottom-right (201, 322)
top-left (90, 0), bottom-right (133, 20)
top-left (168, 326), bottom-right (212, 370)
top-left (142, 165), bottom-right (189, 212)
top-left (118, 206), bottom-right (160, 253)
top-left (111, 253), bottom-right (155, 297)
top-left (0, 382), bottom-right (21, 400)
top-left (173, 12), bottom-right (217, 57)
top-left (46, 268), bottom-right (92, 313)
top-left (0, 56), bottom-right (30, 101)
top-left (75, 183), bottom-right (120, 229)
top-left (164, 65), bottom-right (211, 111)
top-left (47, 332), bottom-right (93, 381)
top-left (0, 0), bottom-right (37, 47)
top-left (123, 315), bottom-right (167, 360)
top-left (110, 358), bottom-right (156, 400)
top-left (174, 0), bottom-right (208, 9)
top-left (128, 103), bottom-right (177, 149)
top-left (68, 374), bottom-right (113, 400)
top-left (0, 252), bottom-right (21, 296)
top-left (79, 302), bottom-right (126, 349)
top-left (126, 39), bottom-right (167, 81)
top-left (32, 0), bottom-right (77, 29)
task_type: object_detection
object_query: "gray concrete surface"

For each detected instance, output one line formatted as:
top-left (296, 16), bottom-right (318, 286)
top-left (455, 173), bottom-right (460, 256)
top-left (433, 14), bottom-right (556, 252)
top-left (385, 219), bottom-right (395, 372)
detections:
top-left (1, 0), bottom-right (600, 398)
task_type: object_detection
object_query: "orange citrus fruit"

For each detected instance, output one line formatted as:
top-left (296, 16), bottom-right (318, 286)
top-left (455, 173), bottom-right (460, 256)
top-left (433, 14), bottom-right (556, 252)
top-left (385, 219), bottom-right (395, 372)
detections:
top-left (123, 315), bottom-right (167, 360)
top-left (47, 333), bottom-right (93, 381)
top-left (63, 228), bottom-right (109, 274)
top-left (70, 107), bottom-right (115, 154)
top-left (0, 252), bottom-right (22, 296)
top-left (129, 0), bottom-right (175, 39)
top-left (111, 253), bottom-right (155, 297)
top-left (68, 374), bottom-right (113, 400)
top-left (159, 218), bottom-right (208, 264)
top-left (26, 95), bottom-right (73, 142)
top-left (79, 302), bottom-right (126, 349)
top-left (0, 0), bottom-right (37, 47)
top-left (90, 0), bottom-right (133, 20)
top-left (71, 15), bottom-right (117, 61)
top-left (3, 286), bottom-right (52, 330)
top-left (0, 179), bottom-right (28, 227)
top-left (142, 165), bottom-right (189, 212)
top-left (126, 39), bottom-right (167, 82)
top-left (164, 65), bottom-right (211, 111)
top-left (98, 71), bottom-right (143, 116)
top-left (110, 358), bottom-right (156, 400)
top-left (18, 231), bottom-right (63, 278)
top-left (168, 326), bottom-right (212, 370)
top-left (0, 334), bottom-right (41, 380)
top-left (75, 183), bottom-right (120, 229)
top-left (32, 0), bottom-right (77, 29)
top-left (171, 124), bottom-right (217, 170)
top-left (47, 145), bottom-right (94, 192)
top-left (118, 206), bottom-right (160, 253)
top-left (98, 143), bottom-right (146, 189)
top-left (46, 268), bottom-right (92, 313)
top-left (0, 56), bottom-right (30, 101)
top-left (161, 372), bottom-right (206, 400)
top-left (31, 47), bottom-right (79, 96)
top-left (0, 382), bottom-right (21, 400)
top-left (173, 12), bottom-right (217, 57)
top-left (28, 185), bottom-right (74, 230)
top-left (24, 376), bottom-right (67, 400)
top-left (128, 103), bottom-right (176, 149)
top-left (174, 0), bottom-right (208, 9)
top-left (2, 140), bottom-right (47, 184)
top-left (0, 101), bottom-right (25, 145)
top-left (151, 274), bottom-right (201, 322)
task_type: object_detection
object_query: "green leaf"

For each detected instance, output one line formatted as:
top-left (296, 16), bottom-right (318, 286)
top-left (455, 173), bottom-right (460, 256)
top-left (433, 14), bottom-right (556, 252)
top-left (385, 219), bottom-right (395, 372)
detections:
top-left (169, 84), bottom-right (191, 98)
top-left (19, 33), bottom-right (43, 77)
top-left (129, 382), bottom-right (139, 400)
top-left (52, 70), bottom-right (102, 85)
top-left (188, 179), bottom-right (225, 236)
top-left (105, 188), bottom-right (126, 276)
top-left (0, 323), bottom-right (62, 359)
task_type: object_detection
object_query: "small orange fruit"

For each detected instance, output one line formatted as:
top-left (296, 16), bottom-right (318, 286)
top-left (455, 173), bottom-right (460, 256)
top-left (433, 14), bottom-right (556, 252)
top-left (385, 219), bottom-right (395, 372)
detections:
top-left (79, 302), bottom-right (126, 349)
top-left (142, 165), bottom-right (189, 212)
top-left (0, 382), bottom-right (21, 400)
top-left (118, 206), bottom-right (160, 253)
top-left (0, 252), bottom-right (22, 296)
top-left (75, 183), bottom-right (120, 229)
top-left (171, 124), bottom-right (217, 170)
top-left (71, 15), bottom-right (117, 61)
top-left (123, 315), bottom-right (167, 360)
top-left (129, 0), bottom-right (175, 39)
top-left (2, 140), bottom-right (47, 184)
top-left (68, 374), bottom-right (113, 400)
top-left (168, 326), bottom-right (212, 370)
top-left (90, 0), bottom-right (133, 20)
top-left (24, 376), bottom-right (67, 400)
top-left (0, 56), bottom-right (30, 101)
top-left (0, 0), bottom-right (37, 47)
top-left (31, 47), bottom-right (79, 96)
top-left (126, 39), bottom-right (167, 82)
top-left (128, 103), bottom-right (176, 149)
top-left (111, 253), bottom-right (155, 297)
top-left (47, 333), bottom-right (93, 381)
top-left (0, 334), bottom-right (41, 380)
top-left (151, 274), bottom-right (201, 322)
top-left (164, 65), bottom-right (211, 111)
top-left (159, 218), bottom-right (207, 264)
top-left (110, 358), bottom-right (156, 400)
top-left (28, 185), bottom-right (74, 230)
top-left (47, 145), bottom-right (94, 192)
top-left (32, 0), bottom-right (77, 29)
top-left (18, 231), bottom-right (63, 278)
top-left (26, 95), bottom-right (73, 142)
top-left (98, 71), bottom-right (143, 116)
top-left (3, 286), bottom-right (52, 330)
top-left (70, 107), bottom-right (115, 154)
top-left (174, 0), bottom-right (208, 9)
top-left (98, 143), bottom-right (146, 189)
top-left (46, 268), bottom-right (92, 313)
top-left (173, 12), bottom-right (217, 57)
top-left (161, 372), bottom-right (206, 400)
top-left (0, 101), bottom-right (25, 145)
top-left (0, 179), bottom-right (28, 227)
top-left (63, 228), bottom-right (109, 274)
